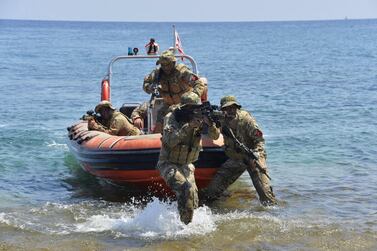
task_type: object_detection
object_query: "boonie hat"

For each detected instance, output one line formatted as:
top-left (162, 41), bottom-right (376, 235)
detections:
top-left (156, 50), bottom-right (176, 65)
top-left (180, 92), bottom-right (201, 106)
top-left (220, 96), bottom-right (241, 109)
top-left (95, 100), bottom-right (115, 113)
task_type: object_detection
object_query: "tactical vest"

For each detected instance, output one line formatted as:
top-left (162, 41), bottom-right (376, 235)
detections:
top-left (159, 115), bottom-right (202, 165)
top-left (222, 110), bottom-right (265, 161)
top-left (158, 64), bottom-right (193, 105)
top-left (162, 142), bottom-right (201, 165)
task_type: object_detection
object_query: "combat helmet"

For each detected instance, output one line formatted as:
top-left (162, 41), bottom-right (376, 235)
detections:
top-left (156, 50), bottom-right (176, 65)
top-left (220, 96), bottom-right (241, 109)
top-left (180, 92), bottom-right (201, 106)
top-left (95, 100), bottom-right (115, 113)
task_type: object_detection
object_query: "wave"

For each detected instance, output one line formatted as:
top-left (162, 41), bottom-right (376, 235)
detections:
top-left (0, 212), bottom-right (11, 225)
top-left (0, 198), bottom-right (281, 239)
top-left (45, 140), bottom-right (68, 150)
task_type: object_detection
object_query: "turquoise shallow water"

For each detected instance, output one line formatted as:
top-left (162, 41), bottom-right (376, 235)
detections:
top-left (0, 19), bottom-right (376, 250)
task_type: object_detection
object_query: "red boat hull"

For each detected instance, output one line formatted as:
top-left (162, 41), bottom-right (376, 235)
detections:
top-left (67, 121), bottom-right (227, 193)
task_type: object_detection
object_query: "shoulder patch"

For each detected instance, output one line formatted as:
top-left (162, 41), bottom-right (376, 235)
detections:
top-left (191, 74), bottom-right (199, 81)
top-left (255, 129), bottom-right (263, 137)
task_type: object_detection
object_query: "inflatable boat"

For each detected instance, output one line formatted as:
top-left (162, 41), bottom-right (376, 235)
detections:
top-left (67, 51), bottom-right (227, 193)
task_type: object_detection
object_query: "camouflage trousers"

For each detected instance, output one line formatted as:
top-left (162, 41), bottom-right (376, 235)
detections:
top-left (157, 160), bottom-right (199, 224)
top-left (202, 157), bottom-right (276, 206)
top-left (152, 103), bottom-right (170, 133)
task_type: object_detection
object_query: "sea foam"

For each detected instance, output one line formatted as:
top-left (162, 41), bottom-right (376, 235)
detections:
top-left (74, 198), bottom-right (217, 239)
top-left (46, 140), bottom-right (68, 150)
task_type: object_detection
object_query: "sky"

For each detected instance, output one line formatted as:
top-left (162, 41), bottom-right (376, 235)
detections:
top-left (1, 0), bottom-right (377, 22)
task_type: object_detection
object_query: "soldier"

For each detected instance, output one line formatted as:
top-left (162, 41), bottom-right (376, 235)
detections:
top-left (157, 92), bottom-right (220, 224)
top-left (88, 100), bottom-right (141, 136)
top-left (143, 50), bottom-right (206, 133)
top-left (202, 96), bottom-right (277, 206)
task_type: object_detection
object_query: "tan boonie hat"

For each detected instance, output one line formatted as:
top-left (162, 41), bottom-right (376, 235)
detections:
top-left (180, 92), bottom-right (201, 106)
top-left (95, 100), bottom-right (115, 113)
top-left (156, 50), bottom-right (176, 65)
top-left (220, 96), bottom-right (241, 109)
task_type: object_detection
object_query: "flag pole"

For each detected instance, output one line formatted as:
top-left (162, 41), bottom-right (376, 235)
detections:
top-left (172, 24), bottom-right (176, 54)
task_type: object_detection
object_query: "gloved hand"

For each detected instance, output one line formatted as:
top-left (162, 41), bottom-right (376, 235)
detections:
top-left (87, 118), bottom-right (99, 130)
top-left (133, 117), bottom-right (144, 129)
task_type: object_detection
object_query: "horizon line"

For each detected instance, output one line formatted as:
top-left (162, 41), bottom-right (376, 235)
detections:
top-left (1, 17), bottom-right (377, 24)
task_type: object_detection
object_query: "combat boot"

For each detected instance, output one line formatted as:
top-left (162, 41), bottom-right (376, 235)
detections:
top-left (178, 181), bottom-right (197, 224)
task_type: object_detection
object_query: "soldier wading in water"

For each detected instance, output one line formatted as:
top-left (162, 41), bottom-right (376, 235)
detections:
top-left (157, 92), bottom-right (220, 224)
top-left (202, 96), bottom-right (277, 206)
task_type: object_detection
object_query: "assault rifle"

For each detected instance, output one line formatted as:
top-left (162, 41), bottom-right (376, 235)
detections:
top-left (199, 101), bottom-right (224, 127)
top-left (175, 101), bottom-right (224, 126)
top-left (222, 126), bottom-right (271, 180)
top-left (81, 110), bottom-right (103, 125)
top-left (148, 70), bottom-right (162, 109)
top-left (148, 83), bottom-right (160, 107)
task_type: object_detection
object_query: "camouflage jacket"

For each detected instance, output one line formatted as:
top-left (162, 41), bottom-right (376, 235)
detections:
top-left (131, 102), bottom-right (148, 122)
top-left (143, 64), bottom-right (206, 106)
top-left (159, 111), bottom-right (220, 165)
top-left (221, 109), bottom-right (266, 161)
top-left (88, 111), bottom-right (140, 136)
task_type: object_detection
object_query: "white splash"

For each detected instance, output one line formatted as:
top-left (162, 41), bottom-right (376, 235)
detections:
top-left (74, 198), bottom-right (217, 239)
top-left (0, 212), bottom-right (29, 230)
top-left (0, 212), bottom-right (11, 225)
top-left (1, 200), bottom-right (316, 239)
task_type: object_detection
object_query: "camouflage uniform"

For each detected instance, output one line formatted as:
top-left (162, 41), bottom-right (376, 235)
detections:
top-left (143, 50), bottom-right (206, 128)
top-left (131, 102), bottom-right (148, 122)
top-left (203, 96), bottom-right (276, 206)
top-left (88, 101), bottom-right (140, 136)
top-left (157, 92), bottom-right (220, 224)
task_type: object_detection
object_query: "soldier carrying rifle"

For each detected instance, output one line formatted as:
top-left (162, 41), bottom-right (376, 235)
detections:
top-left (157, 92), bottom-right (220, 224)
top-left (143, 50), bottom-right (206, 133)
top-left (202, 96), bottom-right (277, 206)
top-left (86, 101), bottom-right (141, 136)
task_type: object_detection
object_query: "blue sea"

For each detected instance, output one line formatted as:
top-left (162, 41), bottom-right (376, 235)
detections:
top-left (0, 19), bottom-right (376, 250)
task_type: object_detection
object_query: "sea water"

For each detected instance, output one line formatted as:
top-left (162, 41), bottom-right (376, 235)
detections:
top-left (0, 19), bottom-right (376, 250)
